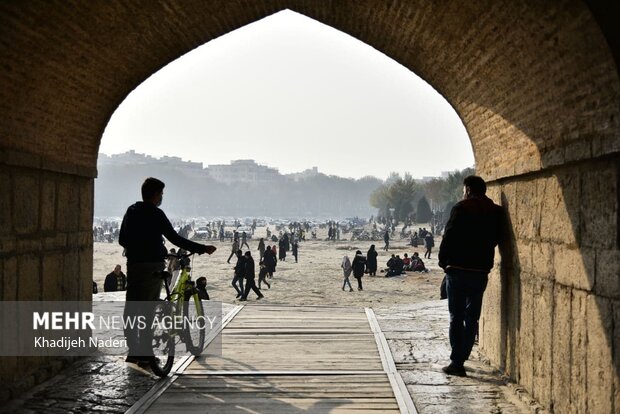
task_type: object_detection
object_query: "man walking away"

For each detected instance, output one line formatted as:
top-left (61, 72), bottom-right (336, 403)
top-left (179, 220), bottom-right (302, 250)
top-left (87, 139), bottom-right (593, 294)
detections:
top-left (240, 251), bottom-right (263, 301)
top-left (383, 230), bottom-right (390, 251)
top-left (241, 231), bottom-right (250, 250)
top-left (424, 233), bottom-right (435, 259)
top-left (232, 250), bottom-right (245, 299)
top-left (227, 238), bottom-right (240, 264)
top-left (438, 175), bottom-right (503, 377)
top-left (292, 241), bottom-right (299, 263)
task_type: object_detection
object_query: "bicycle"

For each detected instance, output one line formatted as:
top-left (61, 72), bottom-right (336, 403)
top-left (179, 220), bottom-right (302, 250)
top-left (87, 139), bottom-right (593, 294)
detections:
top-left (149, 252), bottom-right (207, 377)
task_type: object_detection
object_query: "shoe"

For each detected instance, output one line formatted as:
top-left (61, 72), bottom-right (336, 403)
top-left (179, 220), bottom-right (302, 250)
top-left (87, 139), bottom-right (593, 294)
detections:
top-left (349, 288), bottom-right (353, 292)
top-left (267, 284), bottom-right (270, 289)
top-left (257, 295), bottom-right (264, 300)
top-left (239, 298), bottom-right (247, 301)
top-left (442, 363), bottom-right (466, 377)
top-left (358, 288), bottom-right (363, 291)
top-left (236, 293), bottom-right (241, 299)
top-left (342, 287), bottom-right (345, 291)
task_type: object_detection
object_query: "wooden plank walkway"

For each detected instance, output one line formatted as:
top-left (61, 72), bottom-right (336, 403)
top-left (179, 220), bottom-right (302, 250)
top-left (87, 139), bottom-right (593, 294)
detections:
top-left (132, 304), bottom-right (416, 413)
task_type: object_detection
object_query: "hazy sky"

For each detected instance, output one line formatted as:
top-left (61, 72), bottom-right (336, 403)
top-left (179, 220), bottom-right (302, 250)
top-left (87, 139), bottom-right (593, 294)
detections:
top-left (100, 10), bottom-right (474, 180)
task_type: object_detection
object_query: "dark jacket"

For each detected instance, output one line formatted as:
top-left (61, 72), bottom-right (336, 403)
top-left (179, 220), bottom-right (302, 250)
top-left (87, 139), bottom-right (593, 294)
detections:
top-left (244, 256), bottom-right (255, 279)
top-left (104, 272), bottom-right (127, 292)
top-left (119, 201), bottom-right (204, 264)
top-left (424, 234), bottom-right (434, 248)
top-left (263, 249), bottom-right (276, 272)
top-left (352, 255), bottom-right (366, 278)
top-left (438, 195), bottom-right (503, 273)
top-left (366, 248), bottom-right (378, 271)
top-left (234, 255), bottom-right (245, 277)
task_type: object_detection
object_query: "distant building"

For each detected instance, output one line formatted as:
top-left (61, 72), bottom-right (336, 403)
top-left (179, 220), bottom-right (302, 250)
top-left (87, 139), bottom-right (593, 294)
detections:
top-left (206, 159), bottom-right (280, 184)
top-left (288, 166), bottom-right (319, 181)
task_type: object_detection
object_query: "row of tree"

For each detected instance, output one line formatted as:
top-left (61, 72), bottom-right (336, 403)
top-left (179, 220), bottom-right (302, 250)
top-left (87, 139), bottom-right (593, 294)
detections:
top-left (369, 167), bottom-right (475, 224)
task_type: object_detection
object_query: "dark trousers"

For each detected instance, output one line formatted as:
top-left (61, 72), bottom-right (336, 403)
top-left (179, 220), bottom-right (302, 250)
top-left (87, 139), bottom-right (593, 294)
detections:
top-left (258, 268), bottom-right (270, 289)
top-left (354, 276), bottom-right (363, 290)
top-left (446, 269), bottom-right (488, 366)
top-left (242, 277), bottom-right (263, 299)
top-left (424, 247), bottom-right (432, 258)
top-left (232, 274), bottom-right (244, 296)
top-left (124, 262), bottom-right (164, 357)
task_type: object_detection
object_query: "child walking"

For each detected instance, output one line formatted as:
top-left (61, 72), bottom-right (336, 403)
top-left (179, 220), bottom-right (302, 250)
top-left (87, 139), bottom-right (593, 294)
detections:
top-left (341, 255), bottom-right (353, 292)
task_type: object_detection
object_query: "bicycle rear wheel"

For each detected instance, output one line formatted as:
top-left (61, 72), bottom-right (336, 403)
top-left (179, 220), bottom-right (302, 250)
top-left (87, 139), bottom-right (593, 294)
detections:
top-left (183, 293), bottom-right (206, 356)
top-left (150, 301), bottom-right (175, 377)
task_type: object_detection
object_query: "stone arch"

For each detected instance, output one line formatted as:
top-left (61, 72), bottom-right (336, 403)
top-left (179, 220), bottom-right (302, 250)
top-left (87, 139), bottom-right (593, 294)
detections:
top-left (0, 1), bottom-right (618, 411)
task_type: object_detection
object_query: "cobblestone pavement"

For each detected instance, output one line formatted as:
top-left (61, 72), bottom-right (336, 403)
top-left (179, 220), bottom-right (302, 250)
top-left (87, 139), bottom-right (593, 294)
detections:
top-left (375, 300), bottom-right (545, 414)
top-left (1, 301), bottom-right (543, 413)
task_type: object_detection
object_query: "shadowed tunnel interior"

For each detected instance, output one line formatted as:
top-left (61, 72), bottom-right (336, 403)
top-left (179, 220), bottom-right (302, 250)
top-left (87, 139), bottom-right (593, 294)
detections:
top-left (0, 1), bottom-right (618, 412)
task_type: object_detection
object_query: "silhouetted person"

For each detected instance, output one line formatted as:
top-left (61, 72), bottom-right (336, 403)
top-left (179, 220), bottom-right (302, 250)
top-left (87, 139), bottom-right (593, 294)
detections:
top-left (119, 177), bottom-right (215, 365)
top-left (258, 260), bottom-right (271, 290)
top-left (292, 241), bottom-right (299, 263)
top-left (383, 230), bottom-right (390, 251)
top-left (351, 250), bottom-right (366, 291)
top-left (263, 245), bottom-right (276, 279)
top-left (104, 264), bottom-right (127, 292)
top-left (341, 255), bottom-right (353, 292)
top-left (366, 245), bottom-right (378, 276)
top-left (438, 175), bottom-right (503, 377)
top-left (232, 250), bottom-right (245, 298)
top-left (196, 276), bottom-right (210, 300)
top-left (258, 238), bottom-right (266, 260)
top-left (424, 233), bottom-right (435, 258)
top-left (227, 238), bottom-right (240, 263)
top-left (241, 231), bottom-right (250, 250)
top-left (240, 251), bottom-right (263, 301)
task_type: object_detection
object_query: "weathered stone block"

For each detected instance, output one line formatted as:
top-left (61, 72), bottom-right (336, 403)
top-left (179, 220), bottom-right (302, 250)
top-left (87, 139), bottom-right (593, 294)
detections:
top-left (79, 180), bottom-right (93, 231)
top-left (516, 240), bottom-right (533, 275)
top-left (515, 180), bottom-right (539, 241)
top-left (3, 257), bottom-right (17, 301)
top-left (532, 242), bottom-right (554, 280)
top-left (0, 172), bottom-right (11, 235)
top-left (551, 284), bottom-right (571, 414)
top-left (614, 301), bottom-right (620, 413)
top-left (518, 280), bottom-right (534, 392)
top-left (580, 165), bottom-right (617, 249)
top-left (539, 174), bottom-right (579, 246)
top-left (532, 279), bottom-right (553, 408)
top-left (40, 177), bottom-right (56, 232)
top-left (553, 246), bottom-right (594, 291)
top-left (42, 253), bottom-right (64, 301)
top-left (78, 247), bottom-right (94, 300)
top-left (596, 249), bottom-right (620, 299)
top-left (586, 294), bottom-right (613, 414)
top-left (571, 289), bottom-right (588, 414)
top-left (17, 254), bottom-right (40, 301)
top-left (56, 180), bottom-right (79, 232)
top-left (13, 174), bottom-right (39, 235)
top-left (480, 269), bottom-right (503, 368)
top-left (63, 252), bottom-right (79, 299)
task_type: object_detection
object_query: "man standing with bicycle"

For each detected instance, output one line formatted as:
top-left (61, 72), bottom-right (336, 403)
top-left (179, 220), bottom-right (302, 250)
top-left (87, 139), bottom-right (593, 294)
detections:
top-left (119, 177), bottom-right (216, 365)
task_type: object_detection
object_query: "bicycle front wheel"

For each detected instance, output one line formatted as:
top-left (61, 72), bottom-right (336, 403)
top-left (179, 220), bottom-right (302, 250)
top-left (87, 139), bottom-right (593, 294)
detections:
top-left (183, 294), bottom-right (206, 356)
top-left (150, 301), bottom-right (175, 377)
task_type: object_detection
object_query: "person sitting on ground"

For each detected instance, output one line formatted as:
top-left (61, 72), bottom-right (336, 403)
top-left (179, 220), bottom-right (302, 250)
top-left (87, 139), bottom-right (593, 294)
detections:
top-left (403, 253), bottom-right (412, 271)
top-left (104, 264), bottom-right (127, 292)
top-left (411, 252), bottom-right (428, 272)
top-left (386, 254), bottom-right (396, 272)
top-left (386, 255), bottom-right (405, 277)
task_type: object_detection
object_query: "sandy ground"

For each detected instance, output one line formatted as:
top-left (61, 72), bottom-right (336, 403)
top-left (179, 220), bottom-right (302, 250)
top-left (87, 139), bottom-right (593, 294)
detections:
top-left (93, 227), bottom-right (444, 308)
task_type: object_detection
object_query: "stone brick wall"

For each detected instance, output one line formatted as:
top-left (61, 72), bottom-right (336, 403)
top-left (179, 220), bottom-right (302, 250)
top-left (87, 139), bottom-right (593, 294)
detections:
top-left (480, 158), bottom-right (620, 413)
top-left (0, 0), bottom-right (618, 410)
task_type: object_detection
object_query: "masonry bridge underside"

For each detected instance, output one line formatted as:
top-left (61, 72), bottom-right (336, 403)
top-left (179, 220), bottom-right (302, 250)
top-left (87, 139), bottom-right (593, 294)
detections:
top-left (0, 1), bottom-right (618, 412)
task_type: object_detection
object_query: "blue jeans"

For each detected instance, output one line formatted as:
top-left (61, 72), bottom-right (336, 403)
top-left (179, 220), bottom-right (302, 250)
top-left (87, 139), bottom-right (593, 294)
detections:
top-left (446, 269), bottom-right (488, 365)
